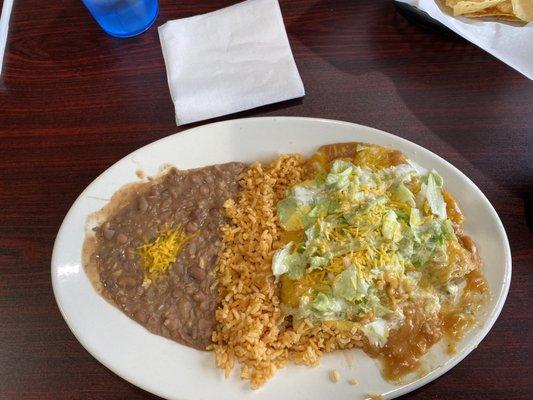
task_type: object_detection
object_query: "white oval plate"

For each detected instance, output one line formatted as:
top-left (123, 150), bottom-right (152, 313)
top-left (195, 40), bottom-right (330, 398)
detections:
top-left (52, 117), bottom-right (511, 400)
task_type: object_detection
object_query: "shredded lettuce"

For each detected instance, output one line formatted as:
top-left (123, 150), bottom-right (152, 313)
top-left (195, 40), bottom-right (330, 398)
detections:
top-left (330, 240), bottom-right (361, 258)
top-left (363, 195), bottom-right (388, 211)
top-left (277, 198), bottom-right (303, 231)
top-left (415, 182), bottom-right (427, 209)
top-left (365, 291), bottom-right (391, 318)
top-left (431, 170), bottom-right (444, 187)
top-left (272, 243), bottom-right (308, 281)
top-left (311, 293), bottom-right (344, 316)
top-left (426, 171), bottom-right (447, 220)
top-left (307, 201), bottom-right (327, 219)
top-left (383, 256), bottom-right (404, 275)
top-left (277, 184), bottom-right (337, 231)
top-left (392, 164), bottom-right (417, 183)
top-left (326, 160), bottom-right (353, 188)
top-left (294, 292), bottom-right (346, 322)
top-left (272, 242), bottom-right (293, 281)
top-left (423, 293), bottom-right (441, 315)
top-left (442, 219), bottom-right (457, 241)
top-left (284, 252), bottom-right (307, 280)
top-left (393, 182), bottom-right (416, 208)
top-left (410, 219), bottom-right (457, 267)
top-left (330, 159), bottom-right (354, 174)
top-left (304, 225), bottom-right (318, 244)
top-left (409, 208), bottom-right (423, 227)
top-left (333, 265), bottom-right (369, 302)
top-left (381, 210), bottom-right (401, 242)
top-left (292, 185), bottom-right (321, 206)
top-left (309, 256), bottom-right (329, 270)
top-left (363, 318), bottom-right (390, 347)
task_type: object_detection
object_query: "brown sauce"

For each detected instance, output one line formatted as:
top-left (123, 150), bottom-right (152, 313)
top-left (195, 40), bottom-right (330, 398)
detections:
top-left (83, 162), bottom-right (246, 350)
top-left (366, 308), bottom-right (443, 382)
top-left (365, 268), bottom-right (488, 381)
top-left (442, 269), bottom-right (488, 353)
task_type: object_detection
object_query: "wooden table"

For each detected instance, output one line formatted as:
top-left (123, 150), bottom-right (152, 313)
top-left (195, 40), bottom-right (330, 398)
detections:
top-left (1, 0), bottom-right (531, 399)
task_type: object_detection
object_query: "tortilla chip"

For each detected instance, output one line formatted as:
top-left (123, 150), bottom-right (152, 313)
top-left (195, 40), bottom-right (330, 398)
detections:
top-left (465, 4), bottom-right (512, 15)
top-left (446, 0), bottom-right (463, 6)
top-left (512, 0), bottom-right (533, 21)
top-left (464, 2), bottom-right (527, 20)
top-left (444, 0), bottom-right (531, 22)
top-left (453, 0), bottom-right (507, 16)
top-left (464, 4), bottom-right (523, 21)
top-left (496, 0), bottom-right (513, 13)
top-left (466, 13), bottom-right (524, 20)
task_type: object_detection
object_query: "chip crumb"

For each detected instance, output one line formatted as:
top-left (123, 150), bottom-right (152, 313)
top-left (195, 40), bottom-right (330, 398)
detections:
top-left (368, 395), bottom-right (383, 400)
top-left (348, 378), bottom-right (358, 385)
top-left (329, 369), bottom-right (341, 383)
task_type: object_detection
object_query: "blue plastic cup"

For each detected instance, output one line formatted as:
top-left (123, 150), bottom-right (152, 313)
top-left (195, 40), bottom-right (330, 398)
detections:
top-left (82, 0), bottom-right (159, 38)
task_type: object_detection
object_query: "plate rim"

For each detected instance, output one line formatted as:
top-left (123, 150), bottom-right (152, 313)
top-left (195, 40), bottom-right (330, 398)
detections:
top-left (51, 116), bottom-right (512, 400)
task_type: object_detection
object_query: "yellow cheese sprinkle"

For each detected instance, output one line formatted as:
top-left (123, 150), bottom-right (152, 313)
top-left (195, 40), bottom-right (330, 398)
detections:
top-left (137, 227), bottom-right (190, 281)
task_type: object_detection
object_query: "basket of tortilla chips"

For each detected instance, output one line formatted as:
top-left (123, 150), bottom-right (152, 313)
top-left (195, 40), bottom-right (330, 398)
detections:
top-left (443, 0), bottom-right (533, 22)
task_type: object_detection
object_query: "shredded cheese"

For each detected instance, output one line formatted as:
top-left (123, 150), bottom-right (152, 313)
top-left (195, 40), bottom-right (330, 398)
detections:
top-left (137, 227), bottom-right (190, 281)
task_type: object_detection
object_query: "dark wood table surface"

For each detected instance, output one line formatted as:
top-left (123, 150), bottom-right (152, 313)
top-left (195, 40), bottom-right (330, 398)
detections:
top-left (0, 0), bottom-right (532, 399)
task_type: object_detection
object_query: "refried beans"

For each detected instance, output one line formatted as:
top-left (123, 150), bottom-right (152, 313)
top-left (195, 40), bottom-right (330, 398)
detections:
top-left (83, 162), bottom-right (246, 350)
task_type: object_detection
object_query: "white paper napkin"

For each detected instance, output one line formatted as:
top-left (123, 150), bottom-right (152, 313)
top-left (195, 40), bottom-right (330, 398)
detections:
top-left (158, 0), bottom-right (305, 126)
top-left (397, 0), bottom-right (533, 80)
top-left (0, 0), bottom-right (15, 77)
